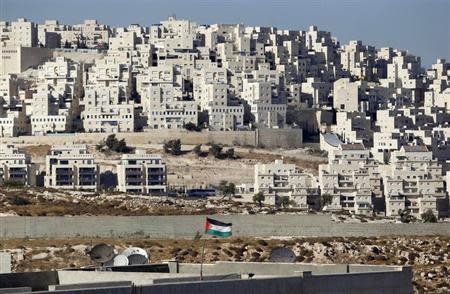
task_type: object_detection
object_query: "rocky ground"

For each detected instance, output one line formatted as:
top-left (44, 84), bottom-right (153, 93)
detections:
top-left (1, 236), bottom-right (448, 293)
top-left (2, 187), bottom-right (449, 225)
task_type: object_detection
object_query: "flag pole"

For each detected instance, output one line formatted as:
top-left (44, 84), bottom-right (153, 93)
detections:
top-left (199, 237), bottom-right (207, 281)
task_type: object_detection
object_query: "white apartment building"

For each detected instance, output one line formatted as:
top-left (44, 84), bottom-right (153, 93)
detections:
top-left (254, 159), bottom-right (319, 209)
top-left (0, 144), bottom-right (35, 186)
top-left (319, 143), bottom-right (381, 215)
top-left (301, 77), bottom-right (332, 107)
top-left (0, 74), bottom-right (28, 137)
top-left (333, 111), bottom-right (373, 147)
top-left (0, 42), bottom-right (53, 75)
top-left (30, 57), bottom-right (82, 135)
top-left (81, 85), bottom-right (135, 133)
top-left (0, 18), bottom-right (38, 47)
top-left (137, 65), bottom-right (198, 129)
top-left (381, 145), bottom-right (447, 218)
top-left (74, 19), bottom-right (111, 48)
top-left (199, 82), bottom-right (244, 131)
top-left (44, 144), bottom-right (99, 191)
top-left (117, 150), bottom-right (167, 194)
top-left (242, 79), bottom-right (286, 128)
top-left (150, 16), bottom-right (197, 53)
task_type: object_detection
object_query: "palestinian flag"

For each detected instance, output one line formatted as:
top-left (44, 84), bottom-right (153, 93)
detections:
top-left (205, 217), bottom-right (232, 237)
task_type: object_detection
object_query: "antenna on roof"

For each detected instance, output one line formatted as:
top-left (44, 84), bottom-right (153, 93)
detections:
top-left (269, 247), bottom-right (296, 263)
top-left (104, 254), bottom-right (129, 267)
top-left (122, 247), bottom-right (149, 265)
top-left (88, 243), bottom-right (115, 264)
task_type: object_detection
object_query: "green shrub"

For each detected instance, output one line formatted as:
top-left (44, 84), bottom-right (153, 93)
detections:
top-left (7, 195), bottom-right (30, 206)
top-left (163, 139), bottom-right (182, 156)
top-left (421, 209), bottom-right (437, 223)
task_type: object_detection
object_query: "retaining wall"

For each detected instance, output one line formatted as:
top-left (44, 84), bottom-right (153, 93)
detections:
top-left (1, 129), bottom-right (303, 149)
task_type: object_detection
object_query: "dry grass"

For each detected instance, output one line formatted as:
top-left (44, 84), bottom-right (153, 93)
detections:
top-left (0, 187), bottom-right (221, 216)
top-left (235, 150), bottom-right (326, 175)
top-left (21, 145), bottom-right (51, 158)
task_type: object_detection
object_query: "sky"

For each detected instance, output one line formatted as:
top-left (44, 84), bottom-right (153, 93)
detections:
top-left (1, 0), bottom-right (449, 67)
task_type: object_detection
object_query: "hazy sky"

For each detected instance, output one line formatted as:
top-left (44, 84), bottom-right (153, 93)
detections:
top-left (1, 0), bottom-right (449, 67)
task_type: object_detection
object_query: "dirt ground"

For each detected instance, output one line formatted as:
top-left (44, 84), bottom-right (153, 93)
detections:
top-left (20, 143), bottom-right (326, 188)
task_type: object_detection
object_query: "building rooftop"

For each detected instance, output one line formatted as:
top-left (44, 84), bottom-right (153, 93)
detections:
top-left (322, 133), bottom-right (343, 147)
top-left (0, 261), bottom-right (412, 293)
top-left (340, 143), bottom-right (365, 150)
top-left (402, 145), bottom-right (429, 152)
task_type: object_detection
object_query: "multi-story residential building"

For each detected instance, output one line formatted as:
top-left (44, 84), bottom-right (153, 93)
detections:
top-left (137, 65), bottom-right (198, 129)
top-left (74, 19), bottom-right (111, 48)
top-left (0, 42), bottom-right (53, 75)
top-left (81, 85), bottom-right (135, 133)
top-left (319, 143), bottom-right (382, 215)
top-left (254, 159), bottom-right (319, 209)
top-left (0, 18), bottom-right (38, 47)
top-left (116, 150), bottom-right (167, 194)
top-left (381, 145), bottom-right (448, 218)
top-left (242, 79), bottom-right (286, 128)
top-left (333, 111), bottom-right (373, 147)
top-left (0, 74), bottom-right (29, 137)
top-left (29, 57), bottom-right (83, 134)
top-left (44, 144), bottom-right (99, 191)
top-left (0, 144), bottom-right (35, 186)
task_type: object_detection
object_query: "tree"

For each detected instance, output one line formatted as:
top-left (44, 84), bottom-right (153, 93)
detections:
top-left (319, 194), bottom-right (333, 209)
top-left (184, 122), bottom-right (199, 132)
top-left (113, 139), bottom-right (128, 153)
top-left (163, 139), bottom-right (182, 156)
top-left (103, 134), bottom-right (131, 153)
top-left (253, 192), bottom-right (265, 208)
top-left (105, 134), bottom-right (118, 149)
top-left (280, 196), bottom-right (291, 208)
top-left (225, 148), bottom-right (235, 159)
top-left (399, 209), bottom-right (415, 223)
top-left (209, 144), bottom-right (223, 158)
top-left (193, 144), bottom-right (203, 156)
top-left (421, 209), bottom-right (437, 223)
top-left (218, 181), bottom-right (235, 198)
top-left (3, 180), bottom-right (25, 188)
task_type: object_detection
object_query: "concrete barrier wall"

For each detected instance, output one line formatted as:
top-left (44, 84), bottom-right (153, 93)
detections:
top-left (1, 129), bottom-right (303, 149)
top-left (129, 270), bottom-right (411, 294)
top-left (0, 271), bottom-right (58, 291)
top-left (0, 215), bottom-right (449, 239)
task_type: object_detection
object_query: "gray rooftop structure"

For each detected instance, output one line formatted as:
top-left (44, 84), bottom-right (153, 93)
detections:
top-left (0, 261), bottom-right (413, 294)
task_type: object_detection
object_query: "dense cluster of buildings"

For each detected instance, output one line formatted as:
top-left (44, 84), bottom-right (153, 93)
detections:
top-left (1, 17), bottom-right (446, 137)
top-left (1, 17), bottom-right (450, 219)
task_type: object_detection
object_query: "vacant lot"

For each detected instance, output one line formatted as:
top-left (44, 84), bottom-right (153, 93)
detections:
top-left (18, 143), bottom-right (326, 188)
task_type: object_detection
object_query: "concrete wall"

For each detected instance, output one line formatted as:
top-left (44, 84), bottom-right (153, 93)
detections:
top-left (20, 47), bottom-right (54, 72)
top-left (286, 108), bottom-right (334, 135)
top-left (177, 261), bottom-right (409, 276)
top-left (120, 270), bottom-right (411, 294)
top-left (53, 50), bottom-right (106, 64)
top-left (1, 129), bottom-right (303, 149)
top-left (256, 128), bottom-right (302, 148)
top-left (0, 271), bottom-right (58, 291)
top-left (0, 253), bottom-right (11, 273)
top-left (0, 215), bottom-right (449, 239)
